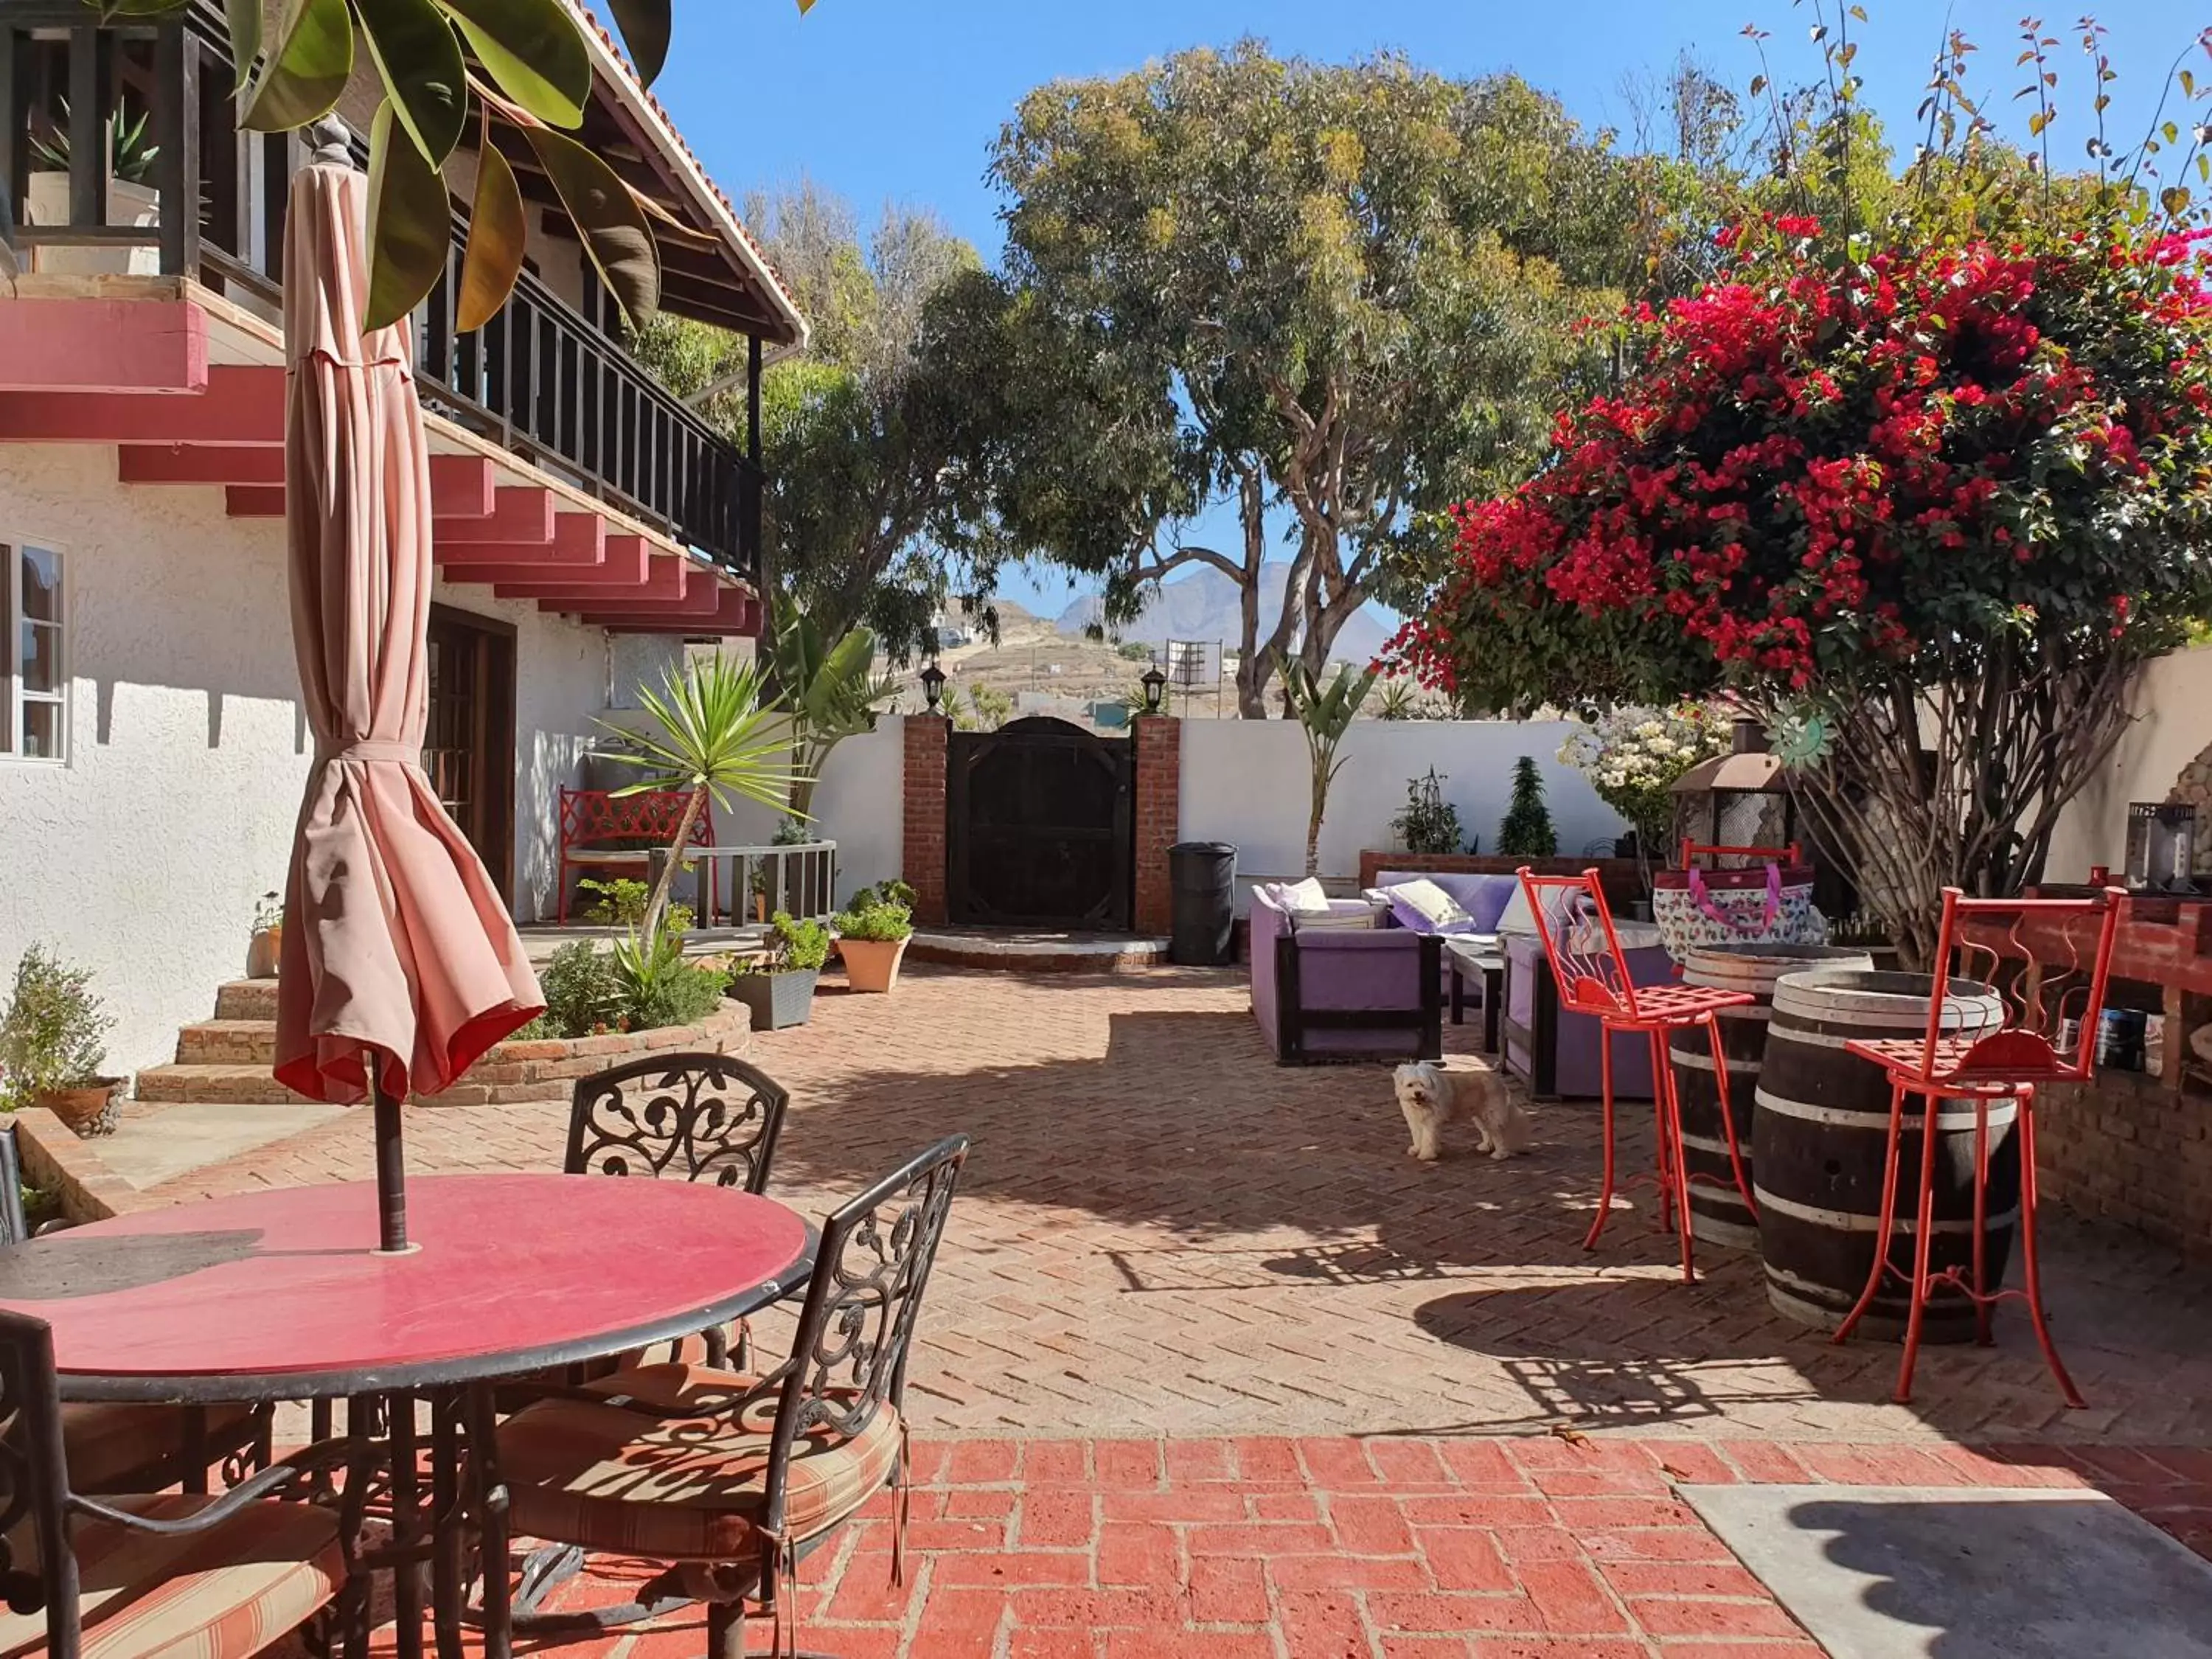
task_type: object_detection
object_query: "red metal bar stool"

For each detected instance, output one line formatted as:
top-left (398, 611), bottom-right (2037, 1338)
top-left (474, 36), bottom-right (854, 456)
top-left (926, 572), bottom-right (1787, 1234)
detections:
top-left (1832, 886), bottom-right (2127, 1407)
top-left (1517, 867), bottom-right (1759, 1283)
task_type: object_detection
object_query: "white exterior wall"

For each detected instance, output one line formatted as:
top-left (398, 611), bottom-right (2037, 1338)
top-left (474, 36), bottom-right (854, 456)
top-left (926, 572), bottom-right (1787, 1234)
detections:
top-left (2048, 644), bottom-right (2212, 878)
top-left (1179, 717), bottom-right (1628, 887)
top-left (0, 445), bottom-right (649, 1075)
top-left (712, 718), bottom-right (907, 906)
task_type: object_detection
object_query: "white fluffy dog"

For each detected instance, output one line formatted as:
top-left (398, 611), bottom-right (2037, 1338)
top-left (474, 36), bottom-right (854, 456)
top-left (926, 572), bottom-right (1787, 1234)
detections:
top-left (1393, 1060), bottom-right (1532, 1163)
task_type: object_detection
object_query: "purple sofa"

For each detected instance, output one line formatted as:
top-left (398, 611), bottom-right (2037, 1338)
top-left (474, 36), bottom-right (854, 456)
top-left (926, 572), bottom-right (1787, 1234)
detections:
top-left (1248, 888), bottom-right (1442, 1065)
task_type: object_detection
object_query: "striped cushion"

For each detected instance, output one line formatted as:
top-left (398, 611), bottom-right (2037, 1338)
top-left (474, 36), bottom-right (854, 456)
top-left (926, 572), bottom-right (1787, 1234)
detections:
top-left (500, 1366), bottom-right (900, 1562)
top-left (0, 1494), bottom-right (342, 1659)
top-left (61, 1405), bottom-right (259, 1495)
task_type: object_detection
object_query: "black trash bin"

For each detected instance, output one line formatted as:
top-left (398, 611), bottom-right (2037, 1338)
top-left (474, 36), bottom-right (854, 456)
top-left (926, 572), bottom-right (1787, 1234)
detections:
top-left (1168, 841), bottom-right (1238, 966)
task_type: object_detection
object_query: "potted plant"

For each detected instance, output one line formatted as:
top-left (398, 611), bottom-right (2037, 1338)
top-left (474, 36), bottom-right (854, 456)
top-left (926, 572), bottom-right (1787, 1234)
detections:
top-left (835, 882), bottom-right (916, 994)
top-left (727, 911), bottom-right (830, 1031)
top-left (247, 891), bottom-right (285, 980)
top-left (0, 945), bottom-right (122, 1137)
top-left (27, 97), bottom-right (163, 277)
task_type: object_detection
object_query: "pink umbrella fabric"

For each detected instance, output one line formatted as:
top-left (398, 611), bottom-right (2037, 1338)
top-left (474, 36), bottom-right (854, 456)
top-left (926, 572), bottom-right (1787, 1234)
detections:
top-left (274, 136), bottom-right (543, 1130)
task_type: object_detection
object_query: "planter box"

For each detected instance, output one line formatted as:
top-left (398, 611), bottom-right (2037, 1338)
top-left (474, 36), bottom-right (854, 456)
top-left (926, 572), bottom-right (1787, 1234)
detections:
top-left (729, 968), bottom-right (818, 1031)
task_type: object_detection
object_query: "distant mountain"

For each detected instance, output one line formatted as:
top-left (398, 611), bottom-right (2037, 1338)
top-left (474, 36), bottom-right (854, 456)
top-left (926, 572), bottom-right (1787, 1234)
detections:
top-left (1054, 562), bottom-right (1391, 666)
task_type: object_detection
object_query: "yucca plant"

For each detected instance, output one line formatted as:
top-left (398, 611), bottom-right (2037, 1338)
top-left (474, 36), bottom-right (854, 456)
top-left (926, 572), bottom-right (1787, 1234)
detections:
top-left (767, 608), bottom-right (897, 817)
top-left (1278, 657), bottom-right (1380, 879)
top-left (599, 653), bottom-right (796, 936)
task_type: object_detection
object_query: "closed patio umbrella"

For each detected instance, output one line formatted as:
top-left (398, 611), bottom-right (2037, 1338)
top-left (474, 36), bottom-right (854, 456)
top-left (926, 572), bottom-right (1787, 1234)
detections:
top-left (274, 122), bottom-right (543, 1252)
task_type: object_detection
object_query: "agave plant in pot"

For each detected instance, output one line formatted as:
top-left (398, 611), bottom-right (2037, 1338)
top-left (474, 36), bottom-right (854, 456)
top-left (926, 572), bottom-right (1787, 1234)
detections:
top-left (0, 945), bottom-right (121, 1137)
top-left (835, 881), bottom-right (916, 995)
top-left (728, 912), bottom-right (830, 1032)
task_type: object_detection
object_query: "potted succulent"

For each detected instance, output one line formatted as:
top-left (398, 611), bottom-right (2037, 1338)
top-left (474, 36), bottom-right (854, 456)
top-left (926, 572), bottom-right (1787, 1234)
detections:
top-left (247, 891), bottom-right (285, 980)
top-left (0, 945), bottom-right (122, 1137)
top-left (27, 97), bottom-right (163, 277)
top-left (835, 881), bottom-right (916, 995)
top-left (727, 911), bottom-right (830, 1031)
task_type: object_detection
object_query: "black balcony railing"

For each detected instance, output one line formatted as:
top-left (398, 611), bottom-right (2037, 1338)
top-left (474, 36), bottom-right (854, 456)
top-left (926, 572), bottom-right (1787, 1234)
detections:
top-left (0, 0), bottom-right (759, 579)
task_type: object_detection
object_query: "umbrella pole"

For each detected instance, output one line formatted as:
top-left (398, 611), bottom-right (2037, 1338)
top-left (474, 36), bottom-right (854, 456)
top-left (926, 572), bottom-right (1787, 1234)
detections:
top-left (372, 1066), bottom-right (408, 1253)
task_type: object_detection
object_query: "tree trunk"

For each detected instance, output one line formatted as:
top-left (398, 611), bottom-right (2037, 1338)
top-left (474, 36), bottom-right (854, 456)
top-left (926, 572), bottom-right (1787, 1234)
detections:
top-left (1233, 466), bottom-right (1270, 718)
top-left (1305, 799), bottom-right (1324, 878)
top-left (642, 788), bottom-right (707, 937)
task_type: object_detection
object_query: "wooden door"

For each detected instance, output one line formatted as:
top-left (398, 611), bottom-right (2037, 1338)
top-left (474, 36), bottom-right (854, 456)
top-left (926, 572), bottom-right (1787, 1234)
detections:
top-left (423, 605), bottom-right (517, 902)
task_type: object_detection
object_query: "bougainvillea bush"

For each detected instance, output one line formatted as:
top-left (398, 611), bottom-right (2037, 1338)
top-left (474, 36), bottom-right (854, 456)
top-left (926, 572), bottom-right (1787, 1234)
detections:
top-left (1398, 215), bottom-right (2212, 961)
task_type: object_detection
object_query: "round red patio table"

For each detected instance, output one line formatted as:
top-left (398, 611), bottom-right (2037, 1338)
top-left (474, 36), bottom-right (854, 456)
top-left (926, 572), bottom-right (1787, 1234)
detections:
top-left (0, 1174), bottom-right (814, 1400)
top-left (0, 1174), bottom-right (815, 1659)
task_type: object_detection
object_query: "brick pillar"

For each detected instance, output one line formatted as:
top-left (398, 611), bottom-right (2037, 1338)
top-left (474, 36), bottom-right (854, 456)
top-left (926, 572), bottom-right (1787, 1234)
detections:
top-left (1132, 715), bottom-right (1182, 936)
top-left (902, 715), bottom-right (950, 925)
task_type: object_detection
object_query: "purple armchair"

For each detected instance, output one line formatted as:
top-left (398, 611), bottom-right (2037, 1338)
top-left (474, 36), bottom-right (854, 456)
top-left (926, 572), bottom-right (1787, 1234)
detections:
top-left (1249, 888), bottom-right (1443, 1065)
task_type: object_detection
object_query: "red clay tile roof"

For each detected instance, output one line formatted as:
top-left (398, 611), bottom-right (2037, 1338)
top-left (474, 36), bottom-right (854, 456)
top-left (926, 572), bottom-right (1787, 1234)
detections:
top-left (561, 0), bottom-right (807, 344)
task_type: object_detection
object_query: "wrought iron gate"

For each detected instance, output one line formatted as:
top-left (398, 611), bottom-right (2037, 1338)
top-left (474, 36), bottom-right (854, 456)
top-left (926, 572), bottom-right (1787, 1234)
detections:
top-left (947, 717), bottom-right (1134, 930)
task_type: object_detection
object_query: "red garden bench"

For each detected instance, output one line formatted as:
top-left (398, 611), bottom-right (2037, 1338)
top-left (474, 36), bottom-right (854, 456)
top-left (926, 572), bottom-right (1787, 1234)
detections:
top-left (556, 787), bottom-right (717, 924)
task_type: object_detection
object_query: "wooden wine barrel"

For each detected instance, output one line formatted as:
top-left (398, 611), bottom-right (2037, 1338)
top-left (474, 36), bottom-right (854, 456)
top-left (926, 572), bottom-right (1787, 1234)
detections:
top-left (1754, 970), bottom-right (2015, 1342)
top-left (1667, 945), bottom-right (1874, 1250)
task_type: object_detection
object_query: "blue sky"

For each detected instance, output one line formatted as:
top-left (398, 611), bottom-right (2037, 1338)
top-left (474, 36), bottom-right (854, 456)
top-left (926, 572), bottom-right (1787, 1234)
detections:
top-left (653, 1), bottom-right (2211, 620)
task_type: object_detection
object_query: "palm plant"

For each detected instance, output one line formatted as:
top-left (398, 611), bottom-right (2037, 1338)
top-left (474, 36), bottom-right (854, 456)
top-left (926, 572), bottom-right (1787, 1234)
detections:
top-left (599, 653), bottom-right (795, 936)
top-left (767, 609), bottom-right (897, 818)
top-left (1278, 657), bottom-right (1380, 878)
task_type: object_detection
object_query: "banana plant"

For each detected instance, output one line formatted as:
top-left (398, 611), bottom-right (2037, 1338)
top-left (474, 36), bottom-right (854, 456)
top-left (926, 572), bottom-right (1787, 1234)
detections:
top-left (766, 608), bottom-right (897, 817)
top-left (1279, 655), bottom-right (1380, 879)
top-left (88, 0), bottom-right (819, 331)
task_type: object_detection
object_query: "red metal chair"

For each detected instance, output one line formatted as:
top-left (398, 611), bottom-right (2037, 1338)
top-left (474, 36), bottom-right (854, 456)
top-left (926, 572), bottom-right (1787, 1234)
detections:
top-left (1832, 886), bottom-right (2127, 1407)
top-left (1517, 867), bottom-right (1759, 1283)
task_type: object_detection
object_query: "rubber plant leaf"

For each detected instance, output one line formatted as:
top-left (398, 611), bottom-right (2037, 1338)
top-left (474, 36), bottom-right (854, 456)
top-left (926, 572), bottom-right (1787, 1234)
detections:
top-left (603, 0), bottom-right (671, 88)
top-left (521, 122), bottom-right (659, 322)
top-left (456, 119), bottom-right (526, 330)
top-left (356, 0), bottom-right (470, 167)
top-left (433, 0), bottom-right (592, 130)
top-left (365, 102), bottom-right (452, 331)
top-left (240, 0), bottom-right (352, 133)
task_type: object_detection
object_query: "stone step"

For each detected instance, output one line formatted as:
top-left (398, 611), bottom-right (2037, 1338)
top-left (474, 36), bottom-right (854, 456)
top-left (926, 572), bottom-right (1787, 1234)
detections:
top-left (132, 1063), bottom-right (315, 1107)
top-left (213, 978), bottom-right (280, 1022)
top-left (176, 1018), bottom-right (277, 1065)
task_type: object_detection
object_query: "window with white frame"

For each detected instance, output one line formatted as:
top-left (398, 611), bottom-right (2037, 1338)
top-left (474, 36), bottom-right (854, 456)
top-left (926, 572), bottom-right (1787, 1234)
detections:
top-left (1, 540), bottom-right (66, 760)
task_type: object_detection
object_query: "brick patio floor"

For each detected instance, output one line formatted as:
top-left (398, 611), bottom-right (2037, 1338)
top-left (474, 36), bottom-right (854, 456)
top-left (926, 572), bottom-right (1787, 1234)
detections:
top-left (437, 1434), bottom-right (2212, 1658)
top-left (157, 965), bottom-right (2212, 1446)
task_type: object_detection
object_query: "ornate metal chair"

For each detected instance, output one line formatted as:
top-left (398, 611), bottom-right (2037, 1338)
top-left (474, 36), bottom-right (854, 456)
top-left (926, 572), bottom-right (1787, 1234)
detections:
top-left (0, 1310), bottom-right (353, 1659)
top-left (1832, 886), bottom-right (2126, 1408)
top-left (1517, 868), bottom-right (1759, 1283)
top-left (567, 1053), bottom-right (791, 1368)
top-left (492, 1135), bottom-right (969, 1659)
top-left (0, 1125), bottom-right (271, 1499)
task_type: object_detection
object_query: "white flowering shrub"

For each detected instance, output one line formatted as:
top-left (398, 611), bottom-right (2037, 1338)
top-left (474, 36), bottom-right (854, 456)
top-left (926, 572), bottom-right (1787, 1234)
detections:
top-left (1558, 704), bottom-right (1731, 847)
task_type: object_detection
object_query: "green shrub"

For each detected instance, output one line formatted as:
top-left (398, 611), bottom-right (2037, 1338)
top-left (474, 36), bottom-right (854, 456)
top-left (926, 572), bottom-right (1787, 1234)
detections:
top-left (0, 945), bottom-right (111, 1110)
top-left (535, 941), bottom-right (622, 1039)
top-left (1495, 757), bottom-right (1558, 858)
top-left (611, 928), bottom-right (728, 1030)
top-left (745, 911), bottom-right (830, 975)
top-left (577, 876), bottom-right (651, 926)
top-left (836, 880), bottom-right (915, 943)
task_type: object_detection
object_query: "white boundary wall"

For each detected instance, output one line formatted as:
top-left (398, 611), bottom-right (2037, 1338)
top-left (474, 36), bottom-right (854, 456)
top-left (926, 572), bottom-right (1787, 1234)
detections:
top-left (1180, 717), bottom-right (1627, 885)
top-left (2048, 644), bottom-right (2212, 877)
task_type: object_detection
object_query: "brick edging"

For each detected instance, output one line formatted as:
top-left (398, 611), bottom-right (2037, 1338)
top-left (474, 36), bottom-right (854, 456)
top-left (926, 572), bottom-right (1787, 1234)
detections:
top-left (417, 1000), bottom-right (753, 1107)
top-left (9, 1106), bottom-right (147, 1223)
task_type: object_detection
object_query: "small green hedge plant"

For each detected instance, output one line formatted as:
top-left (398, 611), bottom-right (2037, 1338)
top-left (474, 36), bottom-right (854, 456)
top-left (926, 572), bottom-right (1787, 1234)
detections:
top-left (836, 881), bottom-right (916, 942)
top-left (745, 911), bottom-right (830, 975)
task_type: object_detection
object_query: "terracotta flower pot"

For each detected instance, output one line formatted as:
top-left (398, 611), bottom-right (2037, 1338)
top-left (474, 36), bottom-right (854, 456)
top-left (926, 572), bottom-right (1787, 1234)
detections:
top-left (839, 936), bottom-right (910, 994)
top-left (37, 1078), bottom-right (122, 1138)
top-left (247, 924), bottom-right (283, 979)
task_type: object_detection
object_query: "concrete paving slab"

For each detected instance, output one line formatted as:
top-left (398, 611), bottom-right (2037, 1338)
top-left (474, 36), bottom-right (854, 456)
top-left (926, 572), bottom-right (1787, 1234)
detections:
top-left (1680, 1482), bottom-right (2212, 1658)
top-left (97, 1101), bottom-right (347, 1189)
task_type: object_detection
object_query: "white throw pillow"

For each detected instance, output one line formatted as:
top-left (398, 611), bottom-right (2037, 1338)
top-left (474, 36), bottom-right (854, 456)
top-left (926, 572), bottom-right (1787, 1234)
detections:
top-left (1273, 877), bottom-right (1332, 914)
top-left (1381, 877), bottom-right (1473, 931)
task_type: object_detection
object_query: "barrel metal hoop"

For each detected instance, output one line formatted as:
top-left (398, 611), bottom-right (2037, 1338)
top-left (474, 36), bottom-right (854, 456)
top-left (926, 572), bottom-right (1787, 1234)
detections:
top-left (1754, 1088), bottom-right (2017, 1133)
top-left (1752, 1184), bottom-right (2020, 1234)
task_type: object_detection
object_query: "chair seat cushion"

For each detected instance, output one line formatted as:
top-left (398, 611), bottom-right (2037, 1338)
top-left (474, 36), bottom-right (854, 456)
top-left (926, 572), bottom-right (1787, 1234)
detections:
top-left (62, 1405), bottom-right (259, 1495)
top-left (499, 1366), bottom-right (902, 1563)
top-left (0, 1494), bottom-right (342, 1659)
